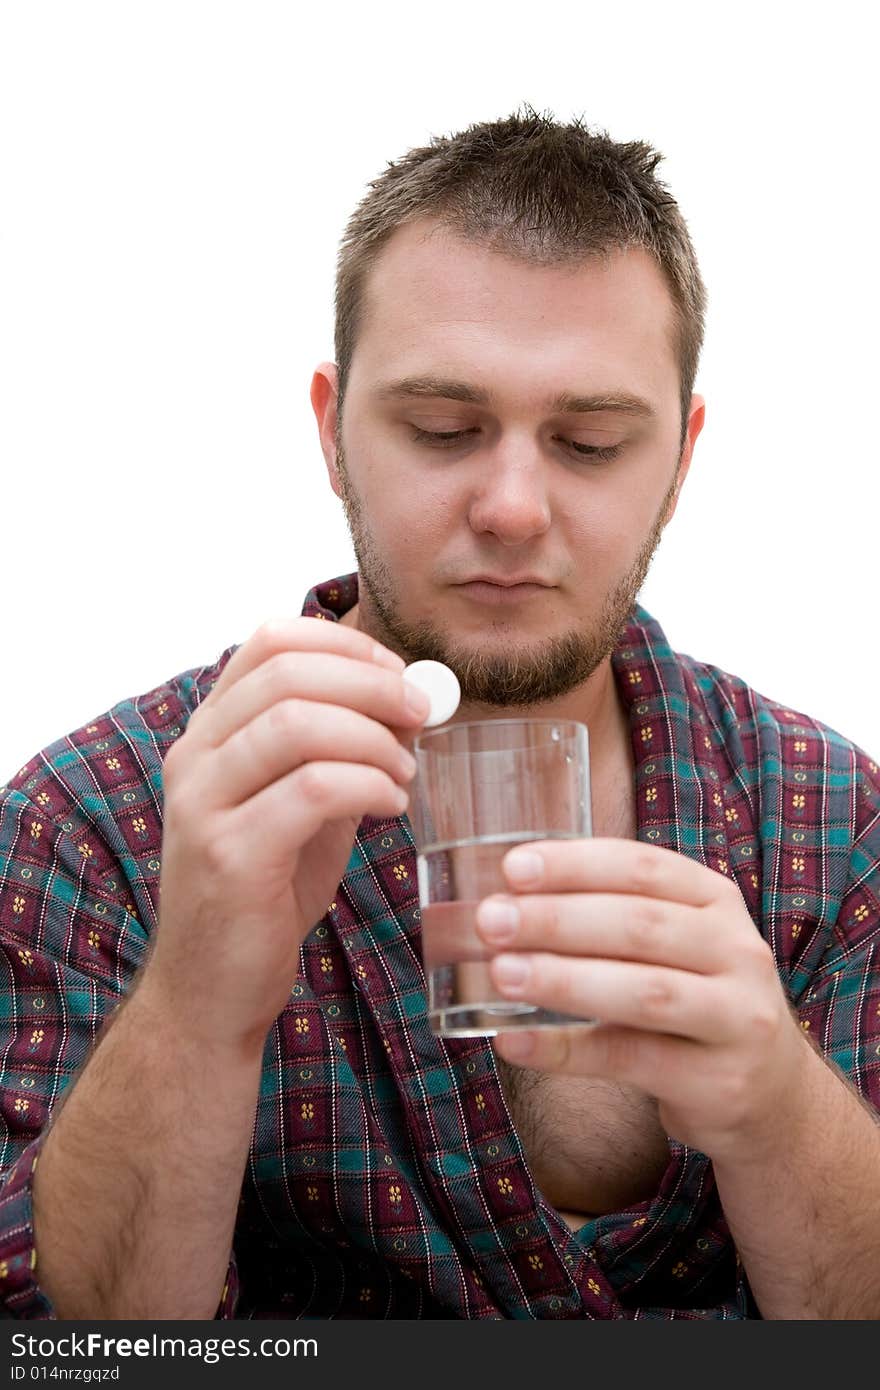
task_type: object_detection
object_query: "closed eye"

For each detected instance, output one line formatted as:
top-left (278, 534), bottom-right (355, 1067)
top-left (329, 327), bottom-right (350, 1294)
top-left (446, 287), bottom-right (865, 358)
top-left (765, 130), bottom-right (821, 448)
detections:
top-left (566, 440), bottom-right (622, 462)
top-left (410, 427), bottom-right (478, 446)
top-left (409, 426), bottom-right (621, 463)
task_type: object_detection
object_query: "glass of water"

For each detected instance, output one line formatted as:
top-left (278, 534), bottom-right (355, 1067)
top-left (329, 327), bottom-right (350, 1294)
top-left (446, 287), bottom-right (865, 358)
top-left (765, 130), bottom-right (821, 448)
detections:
top-left (409, 719), bottom-right (592, 1037)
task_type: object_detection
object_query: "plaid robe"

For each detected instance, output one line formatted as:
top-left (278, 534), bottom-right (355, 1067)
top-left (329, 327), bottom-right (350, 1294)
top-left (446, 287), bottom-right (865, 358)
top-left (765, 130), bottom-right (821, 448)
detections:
top-left (1, 573), bottom-right (878, 1319)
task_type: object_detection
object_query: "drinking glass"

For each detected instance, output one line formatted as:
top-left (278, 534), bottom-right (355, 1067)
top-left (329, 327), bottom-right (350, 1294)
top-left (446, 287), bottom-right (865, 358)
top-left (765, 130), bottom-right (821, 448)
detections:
top-left (409, 719), bottom-right (592, 1037)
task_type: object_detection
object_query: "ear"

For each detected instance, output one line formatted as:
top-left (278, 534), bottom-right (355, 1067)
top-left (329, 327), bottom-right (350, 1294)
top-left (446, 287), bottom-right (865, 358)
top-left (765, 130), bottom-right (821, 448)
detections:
top-left (310, 362), bottom-right (343, 498)
top-left (662, 394), bottom-right (705, 525)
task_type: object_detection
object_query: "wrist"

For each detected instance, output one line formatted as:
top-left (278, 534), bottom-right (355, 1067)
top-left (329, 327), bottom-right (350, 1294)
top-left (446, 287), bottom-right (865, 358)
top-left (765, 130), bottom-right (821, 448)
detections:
top-left (128, 965), bottom-right (270, 1072)
top-left (710, 1026), bottom-right (824, 1173)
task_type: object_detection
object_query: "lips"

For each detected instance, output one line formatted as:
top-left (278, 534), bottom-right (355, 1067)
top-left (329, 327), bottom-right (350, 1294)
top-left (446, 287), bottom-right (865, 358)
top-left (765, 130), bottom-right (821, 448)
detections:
top-left (455, 578), bottom-right (553, 605)
top-left (459, 575), bottom-right (552, 588)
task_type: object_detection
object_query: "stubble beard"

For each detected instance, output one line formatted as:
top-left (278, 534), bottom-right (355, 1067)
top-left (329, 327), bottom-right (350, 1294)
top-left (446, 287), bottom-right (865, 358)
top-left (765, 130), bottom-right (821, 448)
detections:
top-left (334, 439), bottom-right (676, 709)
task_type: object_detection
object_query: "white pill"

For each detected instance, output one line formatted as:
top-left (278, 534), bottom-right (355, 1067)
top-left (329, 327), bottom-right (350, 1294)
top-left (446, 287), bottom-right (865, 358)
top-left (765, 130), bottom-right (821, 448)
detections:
top-left (402, 660), bottom-right (461, 727)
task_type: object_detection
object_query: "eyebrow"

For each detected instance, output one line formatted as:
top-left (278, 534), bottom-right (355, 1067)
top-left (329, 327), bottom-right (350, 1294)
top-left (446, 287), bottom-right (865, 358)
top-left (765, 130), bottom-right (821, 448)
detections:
top-left (373, 375), bottom-right (655, 418)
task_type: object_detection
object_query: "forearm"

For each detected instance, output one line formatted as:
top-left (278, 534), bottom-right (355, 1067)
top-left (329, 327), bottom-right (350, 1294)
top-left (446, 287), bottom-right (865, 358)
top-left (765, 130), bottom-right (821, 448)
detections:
top-left (32, 974), bottom-right (265, 1319)
top-left (712, 1041), bottom-right (880, 1319)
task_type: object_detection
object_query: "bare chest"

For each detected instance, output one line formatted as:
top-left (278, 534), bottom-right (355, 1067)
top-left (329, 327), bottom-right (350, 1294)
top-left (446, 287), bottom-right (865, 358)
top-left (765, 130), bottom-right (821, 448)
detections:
top-left (494, 1060), bottom-right (671, 1228)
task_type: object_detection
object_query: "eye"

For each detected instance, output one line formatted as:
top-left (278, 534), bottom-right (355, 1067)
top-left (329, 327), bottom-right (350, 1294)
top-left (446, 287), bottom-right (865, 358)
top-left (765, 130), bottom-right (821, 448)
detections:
top-left (409, 426), bottom-right (478, 448)
top-left (408, 426), bottom-right (622, 463)
top-left (563, 440), bottom-right (623, 463)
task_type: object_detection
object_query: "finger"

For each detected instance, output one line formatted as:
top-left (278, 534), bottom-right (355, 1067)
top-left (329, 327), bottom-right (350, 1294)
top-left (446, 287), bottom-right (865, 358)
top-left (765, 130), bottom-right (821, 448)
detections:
top-left (474, 892), bottom-right (724, 974)
top-left (232, 759), bottom-right (410, 855)
top-left (493, 1022), bottom-right (701, 1098)
top-left (194, 650), bottom-right (429, 751)
top-left (197, 699), bottom-right (417, 810)
top-left (420, 900), bottom-right (492, 975)
top-left (487, 952), bottom-right (734, 1041)
top-left (202, 616), bottom-right (405, 711)
top-left (502, 838), bottom-right (739, 909)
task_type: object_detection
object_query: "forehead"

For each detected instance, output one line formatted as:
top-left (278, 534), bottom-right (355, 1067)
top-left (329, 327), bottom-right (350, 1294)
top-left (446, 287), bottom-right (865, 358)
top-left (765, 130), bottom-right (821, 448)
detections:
top-left (354, 218), bottom-right (679, 400)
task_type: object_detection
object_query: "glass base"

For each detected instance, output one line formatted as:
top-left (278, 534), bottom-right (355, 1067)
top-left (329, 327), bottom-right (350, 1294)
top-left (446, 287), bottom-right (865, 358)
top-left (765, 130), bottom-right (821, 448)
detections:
top-left (429, 1002), bottom-right (593, 1038)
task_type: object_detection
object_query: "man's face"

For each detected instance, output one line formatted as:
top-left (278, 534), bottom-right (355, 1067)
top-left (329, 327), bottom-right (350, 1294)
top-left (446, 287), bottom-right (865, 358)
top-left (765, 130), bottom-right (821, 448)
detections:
top-left (322, 220), bottom-right (702, 707)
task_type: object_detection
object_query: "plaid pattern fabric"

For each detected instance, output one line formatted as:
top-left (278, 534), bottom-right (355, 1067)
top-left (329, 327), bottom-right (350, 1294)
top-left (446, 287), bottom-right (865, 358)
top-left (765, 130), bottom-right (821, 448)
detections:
top-left (1, 571), bottom-right (878, 1320)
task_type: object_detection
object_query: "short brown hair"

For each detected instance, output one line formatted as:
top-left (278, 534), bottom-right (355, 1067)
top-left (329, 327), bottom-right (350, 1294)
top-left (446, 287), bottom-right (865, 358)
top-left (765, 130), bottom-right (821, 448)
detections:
top-left (334, 105), bottom-right (706, 447)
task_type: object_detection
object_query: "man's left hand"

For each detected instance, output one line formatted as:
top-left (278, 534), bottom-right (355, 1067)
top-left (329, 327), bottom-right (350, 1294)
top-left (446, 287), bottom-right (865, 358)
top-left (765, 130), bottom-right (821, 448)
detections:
top-left (477, 838), bottom-right (815, 1164)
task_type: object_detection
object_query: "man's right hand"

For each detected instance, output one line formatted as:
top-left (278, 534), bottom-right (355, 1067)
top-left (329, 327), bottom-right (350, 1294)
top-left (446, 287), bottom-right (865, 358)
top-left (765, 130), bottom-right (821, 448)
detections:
top-left (142, 617), bottom-right (430, 1056)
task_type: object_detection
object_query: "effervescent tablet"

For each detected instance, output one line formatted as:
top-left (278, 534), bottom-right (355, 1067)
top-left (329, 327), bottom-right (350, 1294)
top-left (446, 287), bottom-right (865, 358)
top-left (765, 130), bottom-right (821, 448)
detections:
top-left (402, 660), bottom-right (461, 727)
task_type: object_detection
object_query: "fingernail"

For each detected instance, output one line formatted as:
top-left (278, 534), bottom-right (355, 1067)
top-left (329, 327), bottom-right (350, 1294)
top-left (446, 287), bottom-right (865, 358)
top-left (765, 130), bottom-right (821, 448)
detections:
top-left (404, 683), bottom-right (430, 719)
top-left (492, 955), bottom-right (530, 993)
top-left (476, 898), bottom-right (520, 943)
top-left (399, 749), bottom-right (418, 779)
top-left (504, 849), bottom-right (543, 886)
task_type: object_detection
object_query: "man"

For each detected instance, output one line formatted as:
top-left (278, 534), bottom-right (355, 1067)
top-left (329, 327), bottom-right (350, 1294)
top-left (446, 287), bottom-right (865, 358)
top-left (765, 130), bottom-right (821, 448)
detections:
top-left (1, 108), bottom-right (878, 1321)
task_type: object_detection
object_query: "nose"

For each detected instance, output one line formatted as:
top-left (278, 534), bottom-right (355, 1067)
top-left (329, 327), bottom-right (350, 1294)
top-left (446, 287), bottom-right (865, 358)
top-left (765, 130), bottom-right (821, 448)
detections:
top-left (466, 446), bottom-right (552, 545)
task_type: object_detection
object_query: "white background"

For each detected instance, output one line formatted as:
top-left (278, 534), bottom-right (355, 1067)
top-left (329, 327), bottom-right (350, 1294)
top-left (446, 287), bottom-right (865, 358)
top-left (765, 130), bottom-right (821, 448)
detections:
top-left (1, 0), bottom-right (877, 778)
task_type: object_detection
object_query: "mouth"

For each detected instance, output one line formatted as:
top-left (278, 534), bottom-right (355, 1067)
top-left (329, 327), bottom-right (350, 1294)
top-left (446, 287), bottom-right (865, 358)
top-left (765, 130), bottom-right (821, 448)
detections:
top-left (454, 578), bottom-right (554, 605)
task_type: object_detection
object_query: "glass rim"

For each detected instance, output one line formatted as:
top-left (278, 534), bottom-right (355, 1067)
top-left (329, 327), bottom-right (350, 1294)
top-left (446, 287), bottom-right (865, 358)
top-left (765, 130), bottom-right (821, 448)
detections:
top-left (414, 716), bottom-right (589, 751)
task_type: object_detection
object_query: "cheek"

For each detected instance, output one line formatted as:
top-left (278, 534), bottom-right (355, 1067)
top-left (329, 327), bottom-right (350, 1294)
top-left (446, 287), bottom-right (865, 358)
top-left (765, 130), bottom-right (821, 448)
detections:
top-left (565, 485), bottom-right (663, 572)
top-left (568, 498), bottom-right (632, 553)
top-left (359, 472), bottom-right (455, 559)
top-left (365, 455), bottom-right (459, 528)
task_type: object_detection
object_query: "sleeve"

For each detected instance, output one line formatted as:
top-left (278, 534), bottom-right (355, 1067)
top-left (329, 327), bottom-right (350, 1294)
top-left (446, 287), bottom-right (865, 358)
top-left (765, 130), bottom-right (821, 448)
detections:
top-left (795, 749), bottom-right (880, 1114)
top-left (0, 780), bottom-right (238, 1320)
